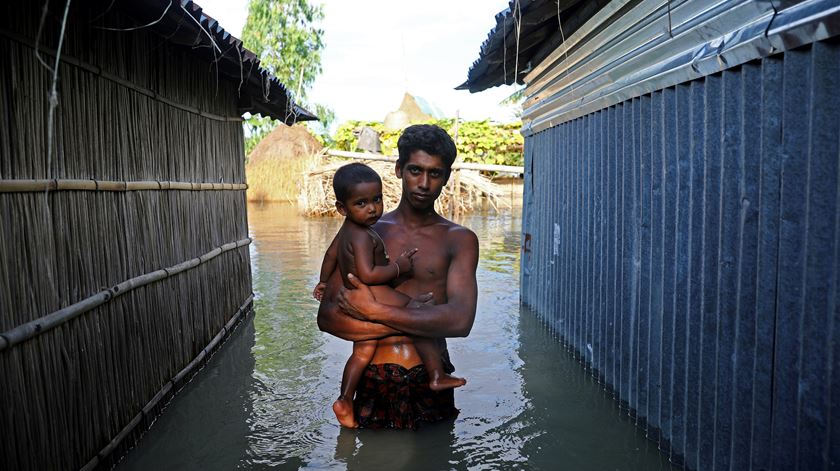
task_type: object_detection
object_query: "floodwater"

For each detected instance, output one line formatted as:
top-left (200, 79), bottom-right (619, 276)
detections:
top-left (118, 202), bottom-right (674, 470)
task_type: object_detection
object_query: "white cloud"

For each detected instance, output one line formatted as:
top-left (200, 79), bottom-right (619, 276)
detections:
top-left (195, 0), bottom-right (519, 125)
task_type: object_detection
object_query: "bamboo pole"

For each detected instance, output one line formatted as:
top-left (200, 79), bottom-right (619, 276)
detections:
top-left (325, 149), bottom-right (524, 175)
top-left (0, 238), bottom-right (252, 352)
top-left (78, 294), bottom-right (254, 471)
top-left (0, 179), bottom-right (247, 193)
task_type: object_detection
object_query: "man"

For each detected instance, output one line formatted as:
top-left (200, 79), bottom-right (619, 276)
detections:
top-left (317, 124), bottom-right (479, 429)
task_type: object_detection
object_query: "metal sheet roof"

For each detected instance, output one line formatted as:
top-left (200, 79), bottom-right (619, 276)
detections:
top-left (457, 0), bottom-right (610, 93)
top-left (520, 0), bottom-right (840, 135)
top-left (122, 0), bottom-right (317, 124)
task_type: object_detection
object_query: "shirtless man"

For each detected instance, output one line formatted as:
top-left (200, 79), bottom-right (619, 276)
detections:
top-left (317, 124), bottom-right (479, 429)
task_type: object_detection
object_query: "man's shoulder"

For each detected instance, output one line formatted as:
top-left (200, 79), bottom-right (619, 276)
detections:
top-left (446, 224), bottom-right (479, 251)
top-left (372, 213), bottom-right (399, 234)
top-left (432, 218), bottom-right (478, 249)
top-left (429, 212), bottom-right (471, 233)
top-left (376, 212), bottom-right (477, 245)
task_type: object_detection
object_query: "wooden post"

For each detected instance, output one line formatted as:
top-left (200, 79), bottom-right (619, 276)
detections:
top-left (453, 110), bottom-right (460, 145)
top-left (453, 168), bottom-right (462, 218)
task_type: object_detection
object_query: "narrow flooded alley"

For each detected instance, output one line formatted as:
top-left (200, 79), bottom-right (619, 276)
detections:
top-left (117, 203), bottom-right (673, 470)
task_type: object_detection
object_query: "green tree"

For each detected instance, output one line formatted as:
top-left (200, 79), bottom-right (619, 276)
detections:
top-left (241, 0), bottom-right (333, 155)
top-left (334, 119), bottom-right (524, 168)
top-left (499, 87), bottom-right (525, 119)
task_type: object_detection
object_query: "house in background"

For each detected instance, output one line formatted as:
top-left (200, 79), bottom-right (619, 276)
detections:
top-left (0, 1), bottom-right (315, 469)
top-left (463, 1), bottom-right (840, 470)
top-left (383, 92), bottom-right (444, 131)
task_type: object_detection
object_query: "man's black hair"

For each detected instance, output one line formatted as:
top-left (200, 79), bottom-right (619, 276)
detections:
top-left (396, 124), bottom-right (457, 176)
top-left (333, 163), bottom-right (382, 202)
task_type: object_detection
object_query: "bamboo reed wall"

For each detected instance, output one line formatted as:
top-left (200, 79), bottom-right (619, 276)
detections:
top-left (1, 2), bottom-right (254, 469)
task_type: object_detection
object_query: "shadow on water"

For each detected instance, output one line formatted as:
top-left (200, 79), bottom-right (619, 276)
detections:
top-left (117, 202), bottom-right (674, 470)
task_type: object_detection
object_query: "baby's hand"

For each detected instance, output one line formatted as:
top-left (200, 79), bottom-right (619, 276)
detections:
top-left (312, 282), bottom-right (328, 301)
top-left (396, 248), bottom-right (418, 275)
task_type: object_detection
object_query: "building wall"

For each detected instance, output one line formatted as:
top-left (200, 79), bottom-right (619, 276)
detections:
top-left (521, 38), bottom-right (840, 470)
top-left (0, 3), bottom-right (253, 469)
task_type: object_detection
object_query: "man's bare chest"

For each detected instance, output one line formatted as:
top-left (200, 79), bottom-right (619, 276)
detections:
top-left (383, 231), bottom-right (450, 281)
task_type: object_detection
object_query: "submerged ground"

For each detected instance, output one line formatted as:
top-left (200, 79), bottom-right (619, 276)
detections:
top-left (117, 202), bottom-right (674, 470)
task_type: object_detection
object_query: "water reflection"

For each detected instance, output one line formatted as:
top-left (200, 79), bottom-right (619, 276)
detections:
top-left (116, 314), bottom-right (257, 469)
top-left (118, 202), bottom-right (673, 471)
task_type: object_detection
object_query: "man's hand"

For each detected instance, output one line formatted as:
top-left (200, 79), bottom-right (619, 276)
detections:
top-left (337, 274), bottom-right (379, 321)
top-left (407, 292), bottom-right (435, 309)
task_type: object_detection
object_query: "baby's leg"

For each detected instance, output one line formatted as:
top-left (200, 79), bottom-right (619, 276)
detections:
top-left (414, 337), bottom-right (467, 391)
top-left (369, 284), bottom-right (410, 306)
top-left (333, 339), bottom-right (377, 428)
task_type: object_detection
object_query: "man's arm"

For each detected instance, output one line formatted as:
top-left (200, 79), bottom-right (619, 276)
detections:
top-left (317, 298), bottom-right (402, 341)
top-left (338, 228), bottom-right (479, 338)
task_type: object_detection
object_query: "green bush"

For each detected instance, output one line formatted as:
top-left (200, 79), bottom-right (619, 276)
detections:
top-left (334, 119), bottom-right (523, 167)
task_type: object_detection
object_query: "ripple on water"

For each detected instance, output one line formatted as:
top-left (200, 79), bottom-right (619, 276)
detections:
top-left (117, 203), bottom-right (675, 471)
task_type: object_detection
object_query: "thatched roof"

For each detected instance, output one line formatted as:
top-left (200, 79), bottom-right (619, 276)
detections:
top-left (117, 0), bottom-right (317, 124)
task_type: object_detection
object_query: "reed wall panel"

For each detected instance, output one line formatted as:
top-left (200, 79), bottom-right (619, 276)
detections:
top-left (0, 35), bottom-right (245, 181)
top-left (0, 191), bottom-right (248, 330)
top-left (520, 38), bottom-right (840, 471)
top-left (1, 2), bottom-right (253, 469)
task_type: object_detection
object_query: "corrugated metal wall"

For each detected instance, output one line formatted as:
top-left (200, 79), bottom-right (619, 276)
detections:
top-left (520, 38), bottom-right (840, 471)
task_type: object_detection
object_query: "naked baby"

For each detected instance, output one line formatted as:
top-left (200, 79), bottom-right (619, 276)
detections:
top-left (312, 163), bottom-right (466, 428)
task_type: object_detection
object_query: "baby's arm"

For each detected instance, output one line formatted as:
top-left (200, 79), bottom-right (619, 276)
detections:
top-left (349, 230), bottom-right (416, 285)
top-left (313, 234), bottom-right (339, 301)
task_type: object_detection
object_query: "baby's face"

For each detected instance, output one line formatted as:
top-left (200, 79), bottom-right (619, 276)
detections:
top-left (342, 181), bottom-right (384, 226)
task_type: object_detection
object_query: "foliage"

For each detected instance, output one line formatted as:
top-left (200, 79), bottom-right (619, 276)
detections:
top-left (305, 103), bottom-right (336, 146)
top-left (242, 0), bottom-right (324, 97)
top-left (499, 87), bottom-right (525, 119)
top-left (244, 116), bottom-right (275, 157)
top-left (241, 0), bottom-right (333, 156)
top-left (333, 119), bottom-right (524, 167)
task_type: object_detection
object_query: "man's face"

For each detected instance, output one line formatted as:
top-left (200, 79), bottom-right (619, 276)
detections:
top-left (396, 150), bottom-right (449, 210)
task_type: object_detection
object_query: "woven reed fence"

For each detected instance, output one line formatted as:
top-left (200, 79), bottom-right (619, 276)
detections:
top-left (1, 3), bottom-right (255, 469)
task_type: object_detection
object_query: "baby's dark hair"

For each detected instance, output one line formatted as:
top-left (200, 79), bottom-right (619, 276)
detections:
top-left (397, 124), bottom-right (457, 176)
top-left (333, 163), bottom-right (382, 202)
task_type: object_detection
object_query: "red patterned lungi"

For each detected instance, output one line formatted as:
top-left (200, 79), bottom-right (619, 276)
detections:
top-left (354, 355), bottom-right (459, 430)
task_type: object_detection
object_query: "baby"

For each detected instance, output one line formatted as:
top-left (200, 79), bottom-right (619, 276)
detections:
top-left (313, 163), bottom-right (466, 428)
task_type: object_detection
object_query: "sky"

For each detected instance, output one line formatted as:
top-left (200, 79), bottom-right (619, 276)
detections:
top-left (196, 0), bottom-right (519, 126)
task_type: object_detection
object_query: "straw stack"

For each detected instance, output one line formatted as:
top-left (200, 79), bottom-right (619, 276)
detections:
top-left (299, 159), bottom-right (508, 217)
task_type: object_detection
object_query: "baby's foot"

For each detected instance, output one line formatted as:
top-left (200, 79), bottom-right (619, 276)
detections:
top-left (332, 396), bottom-right (358, 428)
top-left (429, 374), bottom-right (467, 392)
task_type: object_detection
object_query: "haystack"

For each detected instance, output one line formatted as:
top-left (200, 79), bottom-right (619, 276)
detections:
top-left (246, 124), bottom-right (324, 202)
top-left (397, 92), bottom-right (433, 123)
top-left (248, 124), bottom-right (323, 164)
top-left (383, 93), bottom-right (445, 131)
top-left (300, 159), bottom-right (507, 217)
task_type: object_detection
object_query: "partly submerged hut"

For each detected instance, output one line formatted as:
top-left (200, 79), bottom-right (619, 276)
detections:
top-left (464, 1), bottom-right (840, 470)
top-left (0, 1), bottom-right (315, 469)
